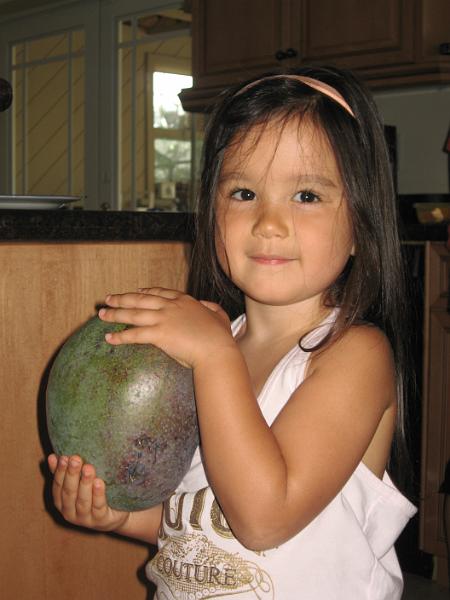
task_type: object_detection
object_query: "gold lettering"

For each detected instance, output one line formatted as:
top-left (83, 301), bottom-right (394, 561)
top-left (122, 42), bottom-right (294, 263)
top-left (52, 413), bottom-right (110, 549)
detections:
top-left (225, 569), bottom-right (237, 586)
top-left (189, 487), bottom-right (208, 530)
top-left (211, 499), bottom-right (233, 538)
top-left (194, 564), bottom-right (207, 583)
top-left (208, 566), bottom-right (221, 584)
top-left (156, 554), bottom-right (165, 572)
top-left (163, 492), bottom-right (186, 531)
top-left (172, 560), bottom-right (182, 579)
top-left (163, 557), bottom-right (172, 576)
top-left (183, 562), bottom-right (194, 582)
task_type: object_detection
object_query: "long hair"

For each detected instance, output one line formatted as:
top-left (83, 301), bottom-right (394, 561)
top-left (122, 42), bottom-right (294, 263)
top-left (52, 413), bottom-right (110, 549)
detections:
top-left (188, 65), bottom-right (412, 488)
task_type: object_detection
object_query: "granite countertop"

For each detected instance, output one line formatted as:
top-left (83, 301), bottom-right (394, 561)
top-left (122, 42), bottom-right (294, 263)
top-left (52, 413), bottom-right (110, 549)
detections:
top-left (0, 207), bottom-right (448, 242)
top-left (0, 209), bottom-right (195, 242)
top-left (398, 222), bottom-right (449, 243)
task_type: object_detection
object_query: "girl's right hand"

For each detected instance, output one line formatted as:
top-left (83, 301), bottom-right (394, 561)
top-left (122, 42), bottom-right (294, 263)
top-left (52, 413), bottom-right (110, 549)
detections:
top-left (47, 453), bottom-right (130, 533)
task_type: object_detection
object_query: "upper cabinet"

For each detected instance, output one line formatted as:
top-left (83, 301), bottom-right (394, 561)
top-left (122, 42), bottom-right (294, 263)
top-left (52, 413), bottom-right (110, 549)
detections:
top-left (192, 0), bottom-right (296, 87)
top-left (301, 0), bottom-right (415, 69)
top-left (180, 0), bottom-right (450, 111)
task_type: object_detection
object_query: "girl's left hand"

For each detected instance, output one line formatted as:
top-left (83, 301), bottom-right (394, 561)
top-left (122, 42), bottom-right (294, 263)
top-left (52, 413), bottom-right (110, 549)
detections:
top-left (98, 288), bottom-right (235, 369)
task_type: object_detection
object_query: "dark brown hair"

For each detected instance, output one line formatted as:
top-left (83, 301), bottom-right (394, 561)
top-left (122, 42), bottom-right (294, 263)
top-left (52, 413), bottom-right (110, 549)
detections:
top-left (188, 65), bottom-right (412, 484)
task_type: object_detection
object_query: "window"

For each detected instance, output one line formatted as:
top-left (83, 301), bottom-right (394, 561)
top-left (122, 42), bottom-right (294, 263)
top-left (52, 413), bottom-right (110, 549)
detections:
top-left (117, 8), bottom-right (202, 211)
top-left (0, 0), bottom-right (201, 211)
top-left (11, 30), bottom-right (85, 199)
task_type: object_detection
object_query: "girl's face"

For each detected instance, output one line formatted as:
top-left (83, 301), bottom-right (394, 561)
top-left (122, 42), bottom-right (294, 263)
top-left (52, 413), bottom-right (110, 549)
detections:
top-left (215, 117), bottom-right (354, 313)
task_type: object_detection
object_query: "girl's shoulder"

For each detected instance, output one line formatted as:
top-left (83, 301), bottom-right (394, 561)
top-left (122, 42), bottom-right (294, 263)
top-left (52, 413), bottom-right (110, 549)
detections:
top-left (304, 321), bottom-right (397, 427)
top-left (309, 321), bottom-right (395, 381)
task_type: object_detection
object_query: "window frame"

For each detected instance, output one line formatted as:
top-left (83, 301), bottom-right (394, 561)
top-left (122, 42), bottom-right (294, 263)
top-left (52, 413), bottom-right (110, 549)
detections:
top-left (0, 0), bottom-right (184, 210)
top-left (0, 0), bottom-right (101, 207)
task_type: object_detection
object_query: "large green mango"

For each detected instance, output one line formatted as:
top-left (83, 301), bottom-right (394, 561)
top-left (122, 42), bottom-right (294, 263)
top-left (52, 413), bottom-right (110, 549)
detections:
top-left (46, 316), bottom-right (198, 511)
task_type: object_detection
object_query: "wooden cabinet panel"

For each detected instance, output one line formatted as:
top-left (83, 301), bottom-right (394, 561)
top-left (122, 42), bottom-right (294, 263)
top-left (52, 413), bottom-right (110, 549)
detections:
top-left (193, 0), bottom-right (292, 88)
top-left (0, 241), bottom-right (190, 600)
top-left (301, 0), bottom-right (415, 68)
top-left (419, 0), bottom-right (450, 61)
top-left (181, 0), bottom-right (450, 112)
top-left (420, 242), bottom-right (450, 585)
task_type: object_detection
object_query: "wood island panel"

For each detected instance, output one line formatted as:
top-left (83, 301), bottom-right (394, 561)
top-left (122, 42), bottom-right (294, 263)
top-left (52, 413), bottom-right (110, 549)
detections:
top-left (0, 241), bottom-right (190, 600)
top-left (420, 242), bottom-right (450, 586)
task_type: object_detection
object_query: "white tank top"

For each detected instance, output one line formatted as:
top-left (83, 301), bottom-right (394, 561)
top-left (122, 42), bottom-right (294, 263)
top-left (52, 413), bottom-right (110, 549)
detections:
top-left (146, 312), bottom-right (417, 599)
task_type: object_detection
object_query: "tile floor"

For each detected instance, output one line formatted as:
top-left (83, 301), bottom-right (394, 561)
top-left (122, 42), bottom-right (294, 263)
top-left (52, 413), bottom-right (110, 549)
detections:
top-left (403, 573), bottom-right (449, 599)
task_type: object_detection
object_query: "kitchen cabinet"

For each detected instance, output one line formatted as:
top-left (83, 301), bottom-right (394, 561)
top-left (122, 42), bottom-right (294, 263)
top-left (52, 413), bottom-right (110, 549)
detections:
top-left (190, 0), bottom-right (296, 89)
top-left (180, 0), bottom-right (450, 111)
top-left (301, 0), bottom-right (415, 69)
top-left (0, 240), bottom-right (190, 600)
top-left (420, 241), bottom-right (450, 586)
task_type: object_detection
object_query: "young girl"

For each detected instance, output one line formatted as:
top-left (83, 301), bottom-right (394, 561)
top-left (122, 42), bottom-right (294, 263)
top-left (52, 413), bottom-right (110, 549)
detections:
top-left (48, 65), bottom-right (417, 599)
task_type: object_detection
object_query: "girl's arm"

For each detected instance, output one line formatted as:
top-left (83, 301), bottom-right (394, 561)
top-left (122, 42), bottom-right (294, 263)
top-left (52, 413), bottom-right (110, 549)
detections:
top-left (48, 454), bottom-right (162, 545)
top-left (192, 324), bottom-right (395, 551)
top-left (99, 290), bottom-right (396, 551)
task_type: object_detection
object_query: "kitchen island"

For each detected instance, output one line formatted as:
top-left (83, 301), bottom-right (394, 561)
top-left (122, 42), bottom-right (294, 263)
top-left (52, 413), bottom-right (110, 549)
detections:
top-left (1, 209), bottom-right (449, 598)
top-left (0, 210), bottom-right (193, 600)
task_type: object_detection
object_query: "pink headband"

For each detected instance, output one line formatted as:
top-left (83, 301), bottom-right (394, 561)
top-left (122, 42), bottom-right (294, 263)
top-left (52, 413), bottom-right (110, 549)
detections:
top-left (235, 74), bottom-right (355, 118)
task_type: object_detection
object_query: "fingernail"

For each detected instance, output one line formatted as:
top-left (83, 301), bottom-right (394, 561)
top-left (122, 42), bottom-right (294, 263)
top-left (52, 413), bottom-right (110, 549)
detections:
top-left (70, 458), bottom-right (80, 468)
top-left (98, 308), bottom-right (106, 317)
top-left (105, 294), bottom-right (111, 302)
top-left (105, 333), bottom-right (112, 342)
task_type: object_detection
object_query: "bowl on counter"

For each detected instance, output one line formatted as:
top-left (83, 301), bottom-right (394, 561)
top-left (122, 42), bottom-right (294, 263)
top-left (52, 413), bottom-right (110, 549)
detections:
top-left (414, 202), bottom-right (450, 225)
top-left (398, 194), bottom-right (450, 226)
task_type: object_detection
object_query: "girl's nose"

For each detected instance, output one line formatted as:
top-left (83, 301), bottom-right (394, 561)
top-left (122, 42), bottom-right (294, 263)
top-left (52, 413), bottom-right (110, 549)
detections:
top-left (251, 201), bottom-right (289, 239)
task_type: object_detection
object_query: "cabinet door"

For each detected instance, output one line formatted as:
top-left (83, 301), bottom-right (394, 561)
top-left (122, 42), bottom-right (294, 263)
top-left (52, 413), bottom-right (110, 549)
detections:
top-left (420, 242), bottom-right (450, 585)
top-left (301, 0), bottom-right (415, 69)
top-left (193, 0), bottom-right (297, 89)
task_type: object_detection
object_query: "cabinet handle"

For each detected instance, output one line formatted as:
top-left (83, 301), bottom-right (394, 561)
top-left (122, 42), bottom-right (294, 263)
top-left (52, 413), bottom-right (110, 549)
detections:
top-left (285, 48), bottom-right (298, 58)
top-left (275, 48), bottom-right (298, 61)
top-left (275, 49), bottom-right (287, 61)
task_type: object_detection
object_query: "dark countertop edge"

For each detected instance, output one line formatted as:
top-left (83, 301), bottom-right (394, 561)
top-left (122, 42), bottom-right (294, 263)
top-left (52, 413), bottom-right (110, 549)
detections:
top-left (398, 222), bottom-right (449, 243)
top-left (0, 209), bottom-right (448, 243)
top-left (0, 210), bottom-right (196, 242)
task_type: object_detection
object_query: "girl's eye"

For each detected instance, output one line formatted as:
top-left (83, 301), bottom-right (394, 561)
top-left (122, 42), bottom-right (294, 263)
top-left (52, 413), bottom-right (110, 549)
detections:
top-left (231, 188), bottom-right (255, 201)
top-left (293, 190), bottom-right (320, 203)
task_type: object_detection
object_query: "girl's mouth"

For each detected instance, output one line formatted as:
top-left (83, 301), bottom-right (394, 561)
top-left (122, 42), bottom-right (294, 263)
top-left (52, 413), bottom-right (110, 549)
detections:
top-left (251, 255), bottom-right (294, 265)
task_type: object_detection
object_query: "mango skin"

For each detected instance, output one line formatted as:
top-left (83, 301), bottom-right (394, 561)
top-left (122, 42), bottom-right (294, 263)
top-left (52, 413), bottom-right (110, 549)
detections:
top-left (46, 316), bottom-right (198, 511)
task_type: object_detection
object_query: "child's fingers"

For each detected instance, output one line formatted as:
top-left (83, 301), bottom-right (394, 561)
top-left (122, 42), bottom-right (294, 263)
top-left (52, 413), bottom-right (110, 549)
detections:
top-left (104, 290), bottom-right (179, 309)
top-left (104, 292), bottom-right (152, 308)
top-left (74, 463), bottom-right (97, 516)
top-left (51, 455), bottom-right (69, 510)
top-left (59, 456), bottom-right (83, 520)
top-left (91, 478), bottom-right (109, 519)
top-left (105, 325), bottom-right (157, 346)
top-left (47, 453), bottom-right (58, 474)
top-left (99, 306), bottom-right (159, 326)
top-left (136, 287), bottom-right (180, 299)
top-left (50, 454), bottom-right (118, 529)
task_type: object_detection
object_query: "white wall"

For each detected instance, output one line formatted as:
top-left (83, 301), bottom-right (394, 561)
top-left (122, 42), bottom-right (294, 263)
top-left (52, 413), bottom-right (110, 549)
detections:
top-left (373, 85), bottom-right (450, 195)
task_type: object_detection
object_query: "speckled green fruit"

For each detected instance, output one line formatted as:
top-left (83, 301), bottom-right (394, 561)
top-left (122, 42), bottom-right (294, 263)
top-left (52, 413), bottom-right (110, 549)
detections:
top-left (46, 316), bottom-right (198, 511)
